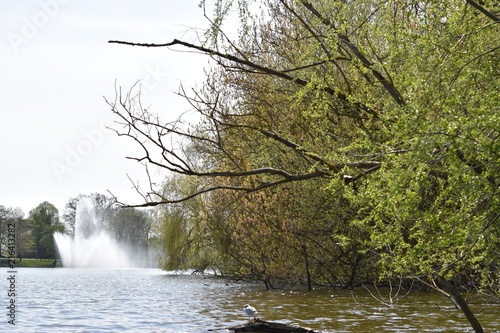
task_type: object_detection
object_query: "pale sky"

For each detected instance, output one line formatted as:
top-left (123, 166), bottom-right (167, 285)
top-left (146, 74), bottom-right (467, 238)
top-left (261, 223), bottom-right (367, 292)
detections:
top-left (1, 1), bottom-right (214, 216)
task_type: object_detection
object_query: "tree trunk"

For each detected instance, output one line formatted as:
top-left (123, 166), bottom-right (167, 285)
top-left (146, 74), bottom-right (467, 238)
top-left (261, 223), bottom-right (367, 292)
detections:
top-left (438, 278), bottom-right (484, 333)
top-left (302, 244), bottom-right (312, 291)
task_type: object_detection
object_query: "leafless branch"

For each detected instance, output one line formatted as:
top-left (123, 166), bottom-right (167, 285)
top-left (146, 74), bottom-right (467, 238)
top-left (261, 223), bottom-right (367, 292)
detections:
top-left (104, 82), bottom-right (386, 207)
top-left (108, 38), bottom-right (380, 120)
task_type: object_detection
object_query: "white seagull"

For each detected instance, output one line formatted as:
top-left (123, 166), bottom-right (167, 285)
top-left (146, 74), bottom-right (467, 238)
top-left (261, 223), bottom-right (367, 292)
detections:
top-left (243, 304), bottom-right (258, 320)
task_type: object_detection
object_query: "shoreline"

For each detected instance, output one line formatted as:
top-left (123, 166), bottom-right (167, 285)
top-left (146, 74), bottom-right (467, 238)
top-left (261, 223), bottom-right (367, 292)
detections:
top-left (0, 258), bottom-right (62, 268)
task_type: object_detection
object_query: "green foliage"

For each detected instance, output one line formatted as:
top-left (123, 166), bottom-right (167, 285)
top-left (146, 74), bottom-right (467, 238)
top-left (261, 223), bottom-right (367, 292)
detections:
top-left (29, 201), bottom-right (64, 259)
top-left (156, 175), bottom-right (213, 271)
top-left (62, 197), bottom-right (78, 236)
top-left (206, 180), bottom-right (377, 288)
top-left (0, 206), bottom-right (33, 258)
top-left (116, 0), bottom-right (499, 301)
top-left (111, 208), bottom-right (151, 246)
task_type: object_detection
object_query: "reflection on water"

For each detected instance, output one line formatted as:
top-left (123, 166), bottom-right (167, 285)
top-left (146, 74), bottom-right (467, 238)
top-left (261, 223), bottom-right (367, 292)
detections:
top-left (1, 268), bottom-right (499, 332)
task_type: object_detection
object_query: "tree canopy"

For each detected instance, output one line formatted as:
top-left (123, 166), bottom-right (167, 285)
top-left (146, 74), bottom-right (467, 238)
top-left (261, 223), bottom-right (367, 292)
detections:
top-left (29, 201), bottom-right (64, 259)
top-left (108, 1), bottom-right (499, 331)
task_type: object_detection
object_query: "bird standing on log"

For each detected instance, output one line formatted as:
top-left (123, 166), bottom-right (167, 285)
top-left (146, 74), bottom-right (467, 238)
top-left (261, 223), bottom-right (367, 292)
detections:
top-left (243, 304), bottom-right (257, 320)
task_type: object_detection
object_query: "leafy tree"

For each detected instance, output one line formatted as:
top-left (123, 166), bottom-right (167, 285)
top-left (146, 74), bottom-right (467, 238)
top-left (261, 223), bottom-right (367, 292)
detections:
top-left (110, 208), bottom-right (151, 247)
top-left (14, 210), bottom-right (35, 260)
top-left (29, 202), bottom-right (64, 259)
top-left (62, 197), bottom-right (78, 236)
top-left (106, 206), bottom-right (153, 265)
top-left (205, 178), bottom-right (374, 290)
top-left (0, 205), bottom-right (9, 256)
top-left (108, 1), bottom-right (499, 331)
top-left (0, 206), bottom-right (35, 260)
top-left (156, 175), bottom-right (212, 271)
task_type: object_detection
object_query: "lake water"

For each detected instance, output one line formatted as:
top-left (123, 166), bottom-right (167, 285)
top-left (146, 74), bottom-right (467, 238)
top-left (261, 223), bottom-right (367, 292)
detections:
top-left (1, 268), bottom-right (499, 332)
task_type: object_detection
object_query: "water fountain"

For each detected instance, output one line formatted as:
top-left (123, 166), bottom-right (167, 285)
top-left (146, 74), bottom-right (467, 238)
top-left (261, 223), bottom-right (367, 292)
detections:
top-left (54, 199), bottom-right (133, 268)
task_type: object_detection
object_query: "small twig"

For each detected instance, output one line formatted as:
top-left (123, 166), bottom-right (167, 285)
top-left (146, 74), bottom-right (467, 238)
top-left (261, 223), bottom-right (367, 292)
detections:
top-left (108, 38), bottom-right (381, 119)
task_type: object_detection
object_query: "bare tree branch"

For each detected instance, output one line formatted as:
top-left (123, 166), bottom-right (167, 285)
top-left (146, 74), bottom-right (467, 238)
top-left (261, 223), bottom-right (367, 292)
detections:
top-left (104, 82), bottom-right (389, 208)
top-left (108, 38), bottom-right (381, 120)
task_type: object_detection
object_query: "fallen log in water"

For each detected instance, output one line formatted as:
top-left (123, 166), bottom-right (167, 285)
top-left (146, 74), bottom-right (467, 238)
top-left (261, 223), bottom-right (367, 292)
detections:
top-left (227, 319), bottom-right (321, 333)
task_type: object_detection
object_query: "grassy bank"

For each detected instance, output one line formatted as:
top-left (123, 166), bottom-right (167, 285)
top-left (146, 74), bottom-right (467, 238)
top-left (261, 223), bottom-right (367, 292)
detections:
top-left (0, 258), bottom-right (62, 268)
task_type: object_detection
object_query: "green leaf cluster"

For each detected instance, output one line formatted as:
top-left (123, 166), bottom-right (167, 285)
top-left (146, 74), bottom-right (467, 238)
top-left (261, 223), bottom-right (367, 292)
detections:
top-left (154, 0), bottom-right (499, 295)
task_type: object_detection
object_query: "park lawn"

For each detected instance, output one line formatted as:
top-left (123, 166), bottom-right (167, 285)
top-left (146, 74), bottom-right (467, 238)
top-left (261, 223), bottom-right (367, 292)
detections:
top-left (0, 258), bottom-right (61, 268)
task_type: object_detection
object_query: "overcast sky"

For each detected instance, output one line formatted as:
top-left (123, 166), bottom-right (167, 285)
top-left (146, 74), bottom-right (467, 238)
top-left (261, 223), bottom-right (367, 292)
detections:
top-left (1, 1), bottom-right (214, 215)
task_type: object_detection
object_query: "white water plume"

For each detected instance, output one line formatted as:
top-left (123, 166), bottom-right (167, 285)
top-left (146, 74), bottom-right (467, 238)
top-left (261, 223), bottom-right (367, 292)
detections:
top-left (54, 198), bottom-right (134, 268)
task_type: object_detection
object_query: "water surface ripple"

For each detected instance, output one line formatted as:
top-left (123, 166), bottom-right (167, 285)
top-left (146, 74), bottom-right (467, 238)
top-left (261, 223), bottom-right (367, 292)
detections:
top-left (2, 268), bottom-right (499, 332)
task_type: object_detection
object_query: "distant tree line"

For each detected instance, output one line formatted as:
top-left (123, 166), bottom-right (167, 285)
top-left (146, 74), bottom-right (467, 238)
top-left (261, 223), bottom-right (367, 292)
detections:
top-left (0, 202), bottom-right (63, 260)
top-left (0, 193), bottom-right (156, 261)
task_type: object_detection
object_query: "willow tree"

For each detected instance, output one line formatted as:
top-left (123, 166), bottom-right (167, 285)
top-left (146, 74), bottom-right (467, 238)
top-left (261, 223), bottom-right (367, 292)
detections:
top-left (108, 1), bottom-right (499, 331)
top-left (155, 174), bottom-right (214, 271)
